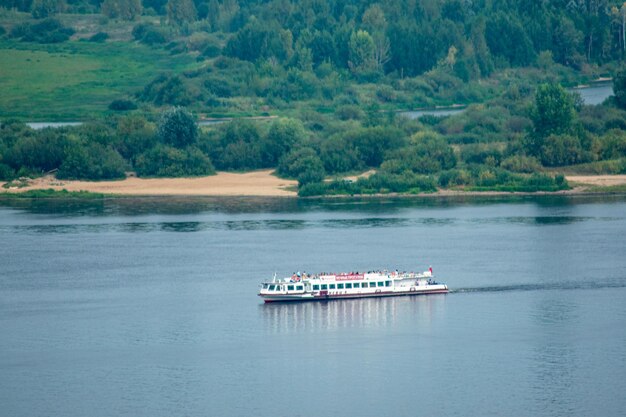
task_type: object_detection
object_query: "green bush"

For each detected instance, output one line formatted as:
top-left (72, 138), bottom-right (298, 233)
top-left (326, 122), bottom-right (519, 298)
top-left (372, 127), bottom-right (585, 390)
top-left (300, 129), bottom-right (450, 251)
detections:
top-left (157, 106), bottom-right (197, 148)
top-left (135, 145), bottom-right (215, 177)
top-left (500, 155), bottom-right (542, 173)
top-left (139, 74), bottom-right (194, 106)
top-left (320, 135), bottom-right (364, 174)
top-left (10, 18), bottom-right (74, 43)
top-left (298, 171), bottom-right (437, 196)
top-left (109, 99), bottom-right (138, 111)
top-left (277, 147), bottom-right (324, 180)
top-left (0, 163), bottom-right (15, 181)
top-left (88, 32), bottom-right (108, 42)
top-left (460, 144), bottom-right (502, 166)
top-left (57, 143), bottom-right (128, 180)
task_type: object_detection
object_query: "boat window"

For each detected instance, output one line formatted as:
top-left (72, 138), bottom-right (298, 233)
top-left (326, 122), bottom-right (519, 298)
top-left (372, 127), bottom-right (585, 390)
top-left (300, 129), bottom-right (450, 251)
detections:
top-left (313, 284), bottom-right (320, 291)
top-left (353, 283), bottom-right (360, 288)
top-left (337, 283), bottom-right (344, 289)
top-left (296, 285), bottom-right (303, 291)
top-left (329, 284), bottom-right (336, 289)
top-left (321, 284), bottom-right (328, 290)
top-left (269, 285), bottom-right (275, 291)
top-left (345, 283), bottom-right (352, 289)
top-left (385, 281), bottom-right (391, 287)
top-left (369, 282), bottom-right (376, 288)
top-left (263, 284), bottom-right (268, 289)
top-left (288, 285), bottom-right (294, 291)
top-left (377, 282), bottom-right (384, 287)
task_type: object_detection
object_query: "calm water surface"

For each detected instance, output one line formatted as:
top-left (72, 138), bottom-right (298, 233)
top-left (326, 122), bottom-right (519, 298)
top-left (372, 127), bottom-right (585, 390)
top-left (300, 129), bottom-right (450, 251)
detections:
top-left (1, 196), bottom-right (625, 417)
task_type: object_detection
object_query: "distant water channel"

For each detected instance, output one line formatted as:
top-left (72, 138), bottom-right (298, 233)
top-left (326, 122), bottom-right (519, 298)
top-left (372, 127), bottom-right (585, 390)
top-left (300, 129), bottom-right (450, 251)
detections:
top-left (23, 84), bottom-right (614, 129)
top-left (1, 195), bottom-right (625, 417)
top-left (400, 82), bottom-right (614, 119)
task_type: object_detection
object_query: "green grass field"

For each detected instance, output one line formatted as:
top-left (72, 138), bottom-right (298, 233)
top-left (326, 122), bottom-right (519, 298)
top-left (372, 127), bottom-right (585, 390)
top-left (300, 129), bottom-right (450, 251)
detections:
top-left (0, 39), bottom-right (198, 120)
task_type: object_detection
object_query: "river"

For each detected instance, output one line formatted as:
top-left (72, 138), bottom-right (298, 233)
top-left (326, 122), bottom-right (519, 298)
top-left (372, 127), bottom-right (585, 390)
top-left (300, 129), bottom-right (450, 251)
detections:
top-left (22, 84), bottom-right (614, 128)
top-left (1, 195), bottom-right (625, 417)
top-left (401, 82), bottom-right (613, 119)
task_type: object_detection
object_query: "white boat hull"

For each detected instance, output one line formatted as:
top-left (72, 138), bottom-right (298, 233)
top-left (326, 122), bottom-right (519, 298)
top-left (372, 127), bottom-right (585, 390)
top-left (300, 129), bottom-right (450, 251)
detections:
top-left (259, 284), bottom-right (448, 303)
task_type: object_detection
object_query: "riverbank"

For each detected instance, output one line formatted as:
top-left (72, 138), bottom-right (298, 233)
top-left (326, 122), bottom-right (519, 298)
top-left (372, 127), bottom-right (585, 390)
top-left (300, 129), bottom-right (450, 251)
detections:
top-left (2, 172), bottom-right (626, 198)
top-left (0, 170), bottom-right (298, 197)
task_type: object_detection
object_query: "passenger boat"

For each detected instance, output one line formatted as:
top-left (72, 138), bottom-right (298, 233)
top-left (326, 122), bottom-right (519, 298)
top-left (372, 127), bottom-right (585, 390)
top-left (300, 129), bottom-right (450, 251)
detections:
top-left (258, 267), bottom-right (448, 303)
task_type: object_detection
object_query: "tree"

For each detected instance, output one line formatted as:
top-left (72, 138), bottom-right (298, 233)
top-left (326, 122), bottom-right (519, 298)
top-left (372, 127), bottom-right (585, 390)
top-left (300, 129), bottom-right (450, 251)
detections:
top-left (320, 135), bottom-right (363, 174)
top-left (57, 143), bottom-right (128, 180)
top-left (166, 0), bottom-right (197, 25)
top-left (101, 0), bottom-right (142, 20)
top-left (135, 145), bottom-right (214, 177)
top-left (361, 4), bottom-right (390, 71)
top-left (527, 83), bottom-right (576, 156)
top-left (31, 0), bottom-right (65, 18)
top-left (277, 147), bottom-right (325, 186)
top-left (223, 20), bottom-right (293, 63)
top-left (259, 118), bottom-right (305, 166)
top-left (348, 30), bottom-right (377, 77)
top-left (157, 107), bottom-right (197, 148)
top-left (540, 134), bottom-right (587, 167)
top-left (613, 67), bottom-right (626, 109)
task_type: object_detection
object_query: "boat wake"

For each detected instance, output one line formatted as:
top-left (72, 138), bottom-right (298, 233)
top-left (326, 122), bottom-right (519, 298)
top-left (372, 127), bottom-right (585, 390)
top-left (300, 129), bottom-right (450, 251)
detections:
top-left (451, 279), bottom-right (626, 294)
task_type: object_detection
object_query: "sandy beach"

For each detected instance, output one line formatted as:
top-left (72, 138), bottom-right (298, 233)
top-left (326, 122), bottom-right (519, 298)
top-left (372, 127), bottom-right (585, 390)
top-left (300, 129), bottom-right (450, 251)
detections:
top-left (565, 175), bottom-right (626, 187)
top-left (2, 173), bottom-right (626, 197)
top-left (1, 170), bottom-right (298, 197)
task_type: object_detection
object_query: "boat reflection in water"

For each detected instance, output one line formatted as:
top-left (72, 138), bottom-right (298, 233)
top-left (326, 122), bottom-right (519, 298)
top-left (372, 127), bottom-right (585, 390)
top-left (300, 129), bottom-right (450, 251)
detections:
top-left (260, 294), bottom-right (447, 334)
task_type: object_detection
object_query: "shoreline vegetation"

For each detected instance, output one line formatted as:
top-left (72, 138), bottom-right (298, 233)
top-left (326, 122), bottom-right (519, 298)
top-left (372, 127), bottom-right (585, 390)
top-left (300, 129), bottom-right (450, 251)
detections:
top-left (3, 5), bottom-right (626, 199)
top-left (2, 171), bottom-right (626, 199)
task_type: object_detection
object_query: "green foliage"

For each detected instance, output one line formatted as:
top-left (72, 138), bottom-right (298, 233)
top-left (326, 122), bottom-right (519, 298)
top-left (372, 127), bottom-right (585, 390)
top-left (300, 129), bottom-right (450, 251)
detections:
top-left (437, 169), bottom-right (472, 187)
top-left (464, 170), bottom-right (569, 192)
top-left (500, 155), bottom-right (542, 173)
top-left (276, 147), bottom-right (325, 186)
top-left (347, 125), bottom-right (406, 168)
top-left (260, 118), bottom-right (305, 166)
top-left (0, 163), bottom-right (15, 181)
top-left (526, 83), bottom-right (578, 159)
top-left (530, 83), bottom-right (576, 139)
top-left (223, 20), bottom-right (292, 63)
top-left (298, 171), bottom-right (437, 197)
top-left (597, 130), bottom-right (626, 160)
top-left (88, 32), bottom-right (109, 42)
top-left (5, 128), bottom-right (69, 172)
top-left (348, 30), bottom-right (377, 78)
top-left (109, 98), bottom-right (137, 111)
top-left (10, 18), bottom-right (74, 43)
top-left (0, 189), bottom-right (107, 199)
top-left (113, 114), bottom-right (157, 160)
top-left (139, 74), bottom-right (193, 106)
top-left (31, 0), bottom-right (65, 19)
top-left (205, 120), bottom-right (263, 171)
top-left (460, 144), bottom-right (502, 166)
top-left (135, 145), bottom-right (214, 177)
top-left (540, 134), bottom-right (590, 167)
top-left (101, 0), bottom-right (141, 20)
top-left (57, 142), bottom-right (128, 180)
top-left (132, 23), bottom-right (167, 45)
top-left (613, 68), bottom-right (626, 110)
top-left (157, 106), bottom-right (197, 148)
top-left (320, 134), bottom-right (363, 174)
top-left (485, 13), bottom-right (535, 67)
top-left (166, 0), bottom-right (197, 25)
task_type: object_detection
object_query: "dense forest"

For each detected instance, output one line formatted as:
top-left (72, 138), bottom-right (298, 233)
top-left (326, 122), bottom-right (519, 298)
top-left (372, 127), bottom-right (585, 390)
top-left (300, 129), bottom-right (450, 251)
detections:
top-left (2, 0), bottom-right (626, 195)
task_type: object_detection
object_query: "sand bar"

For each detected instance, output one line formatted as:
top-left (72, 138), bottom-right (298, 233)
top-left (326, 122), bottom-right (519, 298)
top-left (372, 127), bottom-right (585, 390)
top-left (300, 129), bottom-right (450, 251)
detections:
top-left (2, 174), bottom-right (626, 198)
top-left (565, 175), bottom-right (626, 187)
top-left (1, 170), bottom-right (298, 197)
